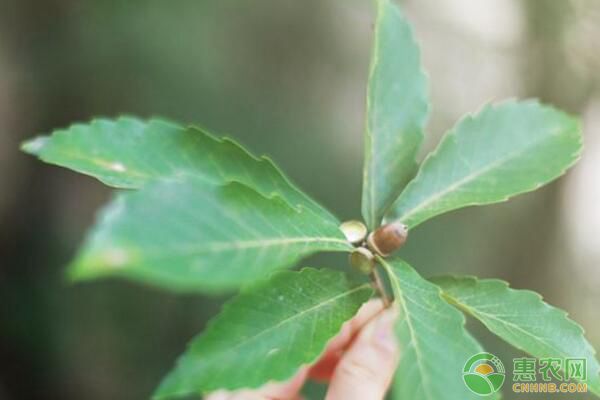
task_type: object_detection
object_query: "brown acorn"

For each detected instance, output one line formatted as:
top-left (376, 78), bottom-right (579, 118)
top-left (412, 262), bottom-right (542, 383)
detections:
top-left (367, 221), bottom-right (408, 257)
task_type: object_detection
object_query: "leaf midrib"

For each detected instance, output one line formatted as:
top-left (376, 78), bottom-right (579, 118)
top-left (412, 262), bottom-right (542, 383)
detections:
top-left (442, 291), bottom-right (574, 359)
top-left (441, 285), bottom-right (600, 395)
top-left (364, 0), bottom-right (385, 228)
top-left (380, 258), bottom-right (436, 400)
top-left (49, 144), bottom-right (339, 224)
top-left (396, 126), bottom-right (570, 224)
top-left (206, 283), bottom-right (372, 357)
top-left (41, 150), bottom-right (152, 181)
top-left (129, 237), bottom-right (351, 258)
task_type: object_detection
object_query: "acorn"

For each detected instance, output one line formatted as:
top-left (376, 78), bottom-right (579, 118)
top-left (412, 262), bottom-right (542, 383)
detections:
top-left (367, 221), bottom-right (408, 257)
top-left (339, 220), bottom-right (368, 246)
top-left (349, 247), bottom-right (375, 275)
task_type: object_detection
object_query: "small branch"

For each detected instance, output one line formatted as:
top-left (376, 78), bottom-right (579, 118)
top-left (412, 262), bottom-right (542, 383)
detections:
top-left (370, 265), bottom-right (391, 307)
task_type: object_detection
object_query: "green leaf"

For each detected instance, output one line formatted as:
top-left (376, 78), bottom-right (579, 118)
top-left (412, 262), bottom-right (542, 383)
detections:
top-left (69, 177), bottom-right (352, 292)
top-left (434, 276), bottom-right (600, 396)
top-left (379, 258), bottom-right (492, 400)
top-left (361, 0), bottom-right (429, 229)
top-left (385, 100), bottom-right (582, 228)
top-left (153, 268), bottom-right (373, 398)
top-left (21, 117), bottom-right (336, 222)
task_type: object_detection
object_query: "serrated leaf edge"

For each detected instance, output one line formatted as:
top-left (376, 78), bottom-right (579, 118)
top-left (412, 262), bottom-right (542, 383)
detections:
top-left (385, 99), bottom-right (583, 227)
top-left (153, 267), bottom-right (373, 398)
top-left (67, 179), bottom-right (352, 287)
top-left (432, 275), bottom-right (600, 396)
top-left (362, 0), bottom-right (430, 229)
top-left (21, 116), bottom-right (340, 223)
top-left (379, 257), bottom-right (477, 400)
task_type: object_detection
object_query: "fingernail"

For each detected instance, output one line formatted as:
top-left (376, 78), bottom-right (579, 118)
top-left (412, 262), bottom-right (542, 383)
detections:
top-left (373, 310), bottom-right (398, 351)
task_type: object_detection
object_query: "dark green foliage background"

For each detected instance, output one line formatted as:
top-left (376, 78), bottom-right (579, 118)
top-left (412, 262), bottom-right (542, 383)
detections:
top-left (1, 0), bottom-right (599, 399)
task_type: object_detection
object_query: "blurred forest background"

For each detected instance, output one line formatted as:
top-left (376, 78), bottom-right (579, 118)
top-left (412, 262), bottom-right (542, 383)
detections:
top-left (1, 0), bottom-right (599, 399)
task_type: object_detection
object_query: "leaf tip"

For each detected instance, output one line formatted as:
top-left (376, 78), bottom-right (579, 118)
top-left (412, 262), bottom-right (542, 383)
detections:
top-left (151, 375), bottom-right (180, 400)
top-left (66, 259), bottom-right (99, 283)
top-left (153, 361), bottom-right (207, 399)
top-left (20, 136), bottom-right (49, 156)
top-left (67, 246), bottom-right (134, 283)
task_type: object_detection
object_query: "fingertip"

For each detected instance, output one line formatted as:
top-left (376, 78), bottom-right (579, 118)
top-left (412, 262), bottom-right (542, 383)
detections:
top-left (325, 309), bottom-right (400, 400)
top-left (258, 366), bottom-right (309, 398)
top-left (308, 299), bottom-right (387, 382)
top-left (205, 390), bottom-right (229, 400)
top-left (206, 367), bottom-right (309, 400)
top-left (354, 299), bottom-right (386, 325)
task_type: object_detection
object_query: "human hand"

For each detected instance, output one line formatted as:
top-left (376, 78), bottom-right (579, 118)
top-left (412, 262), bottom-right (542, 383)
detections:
top-left (206, 299), bottom-right (399, 400)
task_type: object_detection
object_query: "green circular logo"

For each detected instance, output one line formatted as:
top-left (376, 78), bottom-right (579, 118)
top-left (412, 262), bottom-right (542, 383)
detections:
top-left (463, 352), bottom-right (505, 396)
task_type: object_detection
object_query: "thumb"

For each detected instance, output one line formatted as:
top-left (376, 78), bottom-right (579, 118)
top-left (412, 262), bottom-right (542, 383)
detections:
top-left (325, 306), bottom-right (400, 400)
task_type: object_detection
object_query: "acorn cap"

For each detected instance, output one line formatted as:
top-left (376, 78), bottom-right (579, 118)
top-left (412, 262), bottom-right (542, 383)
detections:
top-left (367, 221), bottom-right (408, 257)
top-left (349, 247), bottom-right (375, 275)
top-left (339, 220), bottom-right (368, 246)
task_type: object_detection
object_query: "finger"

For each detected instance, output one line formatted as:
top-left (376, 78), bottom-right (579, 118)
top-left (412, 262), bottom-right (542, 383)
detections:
top-left (309, 299), bottom-right (385, 381)
top-left (205, 367), bottom-right (309, 400)
top-left (256, 367), bottom-right (308, 399)
top-left (325, 306), bottom-right (400, 400)
top-left (205, 390), bottom-right (229, 400)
